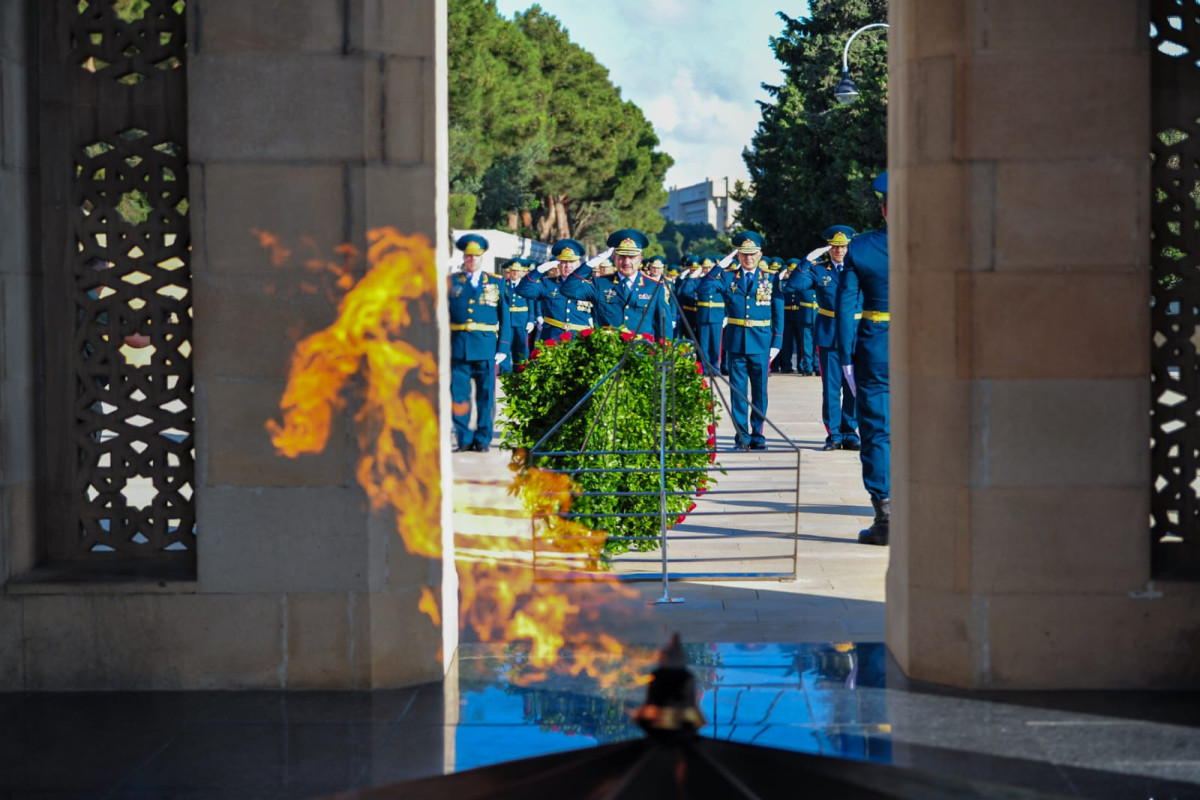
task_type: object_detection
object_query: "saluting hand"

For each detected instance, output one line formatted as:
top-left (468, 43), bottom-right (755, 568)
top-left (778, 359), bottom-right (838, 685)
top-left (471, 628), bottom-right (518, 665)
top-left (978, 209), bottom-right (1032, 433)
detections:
top-left (585, 247), bottom-right (615, 268)
top-left (718, 250), bottom-right (738, 269)
top-left (805, 245), bottom-right (831, 263)
top-left (536, 259), bottom-right (559, 274)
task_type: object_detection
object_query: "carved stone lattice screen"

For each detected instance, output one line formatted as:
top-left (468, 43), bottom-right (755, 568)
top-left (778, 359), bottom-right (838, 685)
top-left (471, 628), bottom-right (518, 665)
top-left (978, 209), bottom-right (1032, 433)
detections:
top-left (40, 0), bottom-right (194, 567)
top-left (1151, 0), bottom-right (1200, 578)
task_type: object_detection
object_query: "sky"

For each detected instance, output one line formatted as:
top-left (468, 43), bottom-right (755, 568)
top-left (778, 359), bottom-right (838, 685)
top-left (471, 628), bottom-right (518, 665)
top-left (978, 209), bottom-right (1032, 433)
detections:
top-left (492, 0), bottom-right (809, 190)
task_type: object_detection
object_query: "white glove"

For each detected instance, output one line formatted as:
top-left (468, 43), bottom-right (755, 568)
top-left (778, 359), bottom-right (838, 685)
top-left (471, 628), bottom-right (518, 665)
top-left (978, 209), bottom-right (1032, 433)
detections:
top-left (692, 267), bottom-right (706, 279)
top-left (536, 259), bottom-right (558, 274)
top-left (721, 318), bottom-right (728, 328)
top-left (495, 353), bottom-right (507, 365)
top-left (536, 317), bottom-right (544, 331)
top-left (842, 364), bottom-right (856, 396)
top-left (805, 245), bottom-right (831, 263)
top-left (585, 247), bottom-right (615, 268)
top-left (769, 348), bottom-right (780, 362)
top-left (525, 321), bottom-right (535, 333)
top-left (718, 249), bottom-right (738, 269)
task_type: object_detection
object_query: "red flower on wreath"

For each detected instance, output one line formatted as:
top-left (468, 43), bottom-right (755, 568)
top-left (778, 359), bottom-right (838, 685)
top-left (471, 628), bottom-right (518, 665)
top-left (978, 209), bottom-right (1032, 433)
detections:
top-left (687, 502), bottom-right (697, 513)
top-left (695, 362), bottom-right (704, 375)
top-left (516, 363), bottom-right (526, 373)
top-left (701, 378), bottom-right (710, 389)
top-left (544, 338), bottom-right (557, 348)
top-left (707, 424), bottom-right (716, 435)
top-left (580, 328), bottom-right (594, 338)
top-left (641, 332), bottom-right (655, 341)
top-left (620, 330), bottom-right (635, 341)
top-left (559, 331), bottom-right (573, 343)
top-left (706, 436), bottom-right (717, 448)
top-left (675, 514), bottom-right (685, 525)
top-left (530, 349), bottom-right (542, 360)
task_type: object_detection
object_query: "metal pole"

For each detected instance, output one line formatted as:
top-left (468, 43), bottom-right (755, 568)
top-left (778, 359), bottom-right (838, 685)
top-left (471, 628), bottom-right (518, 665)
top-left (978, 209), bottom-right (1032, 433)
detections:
top-left (652, 357), bottom-right (683, 604)
top-left (841, 22), bottom-right (889, 73)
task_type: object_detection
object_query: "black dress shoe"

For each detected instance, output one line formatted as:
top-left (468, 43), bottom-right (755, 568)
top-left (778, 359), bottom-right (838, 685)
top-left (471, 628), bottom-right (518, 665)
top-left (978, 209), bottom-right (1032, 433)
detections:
top-left (471, 442), bottom-right (490, 452)
top-left (453, 445), bottom-right (472, 453)
top-left (749, 441), bottom-right (766, 450)
top-left (843, 440), bottom-right (860, 451)
top-left (734, 441), bottom-right (750, 451)
top-left (821, 441), bottom-right (839, 451)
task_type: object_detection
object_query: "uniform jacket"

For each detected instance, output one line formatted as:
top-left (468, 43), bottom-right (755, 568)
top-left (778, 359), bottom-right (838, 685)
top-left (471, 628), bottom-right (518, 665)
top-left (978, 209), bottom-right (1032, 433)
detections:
top-left (784, 259), bottom-right (861, 350)
top-left (515, 270), bottom-right (593, 338)
top-left (561, 264), bottom-right (670, 338)
top-left (448, 270), bottom-right (510, 361)
top-left (677, 272), bottom-right (728, 325)
top-left (505, 279), bottom-right (532, 331)
top-left (838, 227), bottom-right (889, 364)
top-left (699, 265), bottom-right (783, 354)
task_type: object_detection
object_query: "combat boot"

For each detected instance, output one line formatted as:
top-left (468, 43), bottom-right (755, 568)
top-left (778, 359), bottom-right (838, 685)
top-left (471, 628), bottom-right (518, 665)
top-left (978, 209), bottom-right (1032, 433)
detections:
top-left (858, 497), bottom-right (889, 546)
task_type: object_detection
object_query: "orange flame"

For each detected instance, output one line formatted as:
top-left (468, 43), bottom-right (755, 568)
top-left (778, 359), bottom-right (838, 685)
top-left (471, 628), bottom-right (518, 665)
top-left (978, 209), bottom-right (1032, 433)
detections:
top-left (266, 227), bottom-right (650, 690)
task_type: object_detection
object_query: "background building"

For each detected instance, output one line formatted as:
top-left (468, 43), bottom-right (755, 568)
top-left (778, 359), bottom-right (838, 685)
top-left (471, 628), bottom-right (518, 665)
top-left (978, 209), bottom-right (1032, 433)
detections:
top-left (659, 177), bottom-right (740, 234)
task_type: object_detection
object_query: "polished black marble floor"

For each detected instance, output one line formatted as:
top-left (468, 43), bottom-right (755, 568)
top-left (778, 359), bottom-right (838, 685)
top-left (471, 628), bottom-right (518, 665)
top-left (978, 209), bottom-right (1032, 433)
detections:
top-left (2, 642), bottom-right (1199, 799)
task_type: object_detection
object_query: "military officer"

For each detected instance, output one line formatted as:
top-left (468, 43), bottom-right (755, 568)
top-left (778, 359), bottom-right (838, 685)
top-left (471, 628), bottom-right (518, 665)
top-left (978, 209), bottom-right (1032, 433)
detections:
top-left (676, 254), bottom-right (701, 340)
top-left (700, 231), bottom-right (783, 450)
top-left (774, 258), bottom-right (804, 373)
top-left (448, 234), bottom-right (510, 452)
top-left (677, 254), bottom-right (727, 372)
top-left (500, 259), bottom-right (534, 374)
top-left (641, 253), bottom-right (667, 282)
top-left (561, 229), bottom-right (671, 338)
top-left (839, 172), bottom-right (890, 546)
top-left (795, 257), bottom-right (818, 375)
top-left (785, 226), bottom-right (861, 451)
top-left (518, 239), bottom-right (595, 340)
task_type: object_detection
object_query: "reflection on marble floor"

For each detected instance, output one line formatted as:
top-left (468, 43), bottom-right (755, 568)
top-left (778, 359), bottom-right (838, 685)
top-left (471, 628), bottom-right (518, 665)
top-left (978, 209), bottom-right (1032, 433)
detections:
top-left (2, 641), bottom-right (1199, 799)
top-left (454, 641), bottom-right (892, 773)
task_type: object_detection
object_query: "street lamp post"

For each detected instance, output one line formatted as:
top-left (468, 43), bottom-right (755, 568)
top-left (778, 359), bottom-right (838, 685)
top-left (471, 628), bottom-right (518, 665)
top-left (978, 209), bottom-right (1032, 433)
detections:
top-left (833, 22), bottom-right (889, 105)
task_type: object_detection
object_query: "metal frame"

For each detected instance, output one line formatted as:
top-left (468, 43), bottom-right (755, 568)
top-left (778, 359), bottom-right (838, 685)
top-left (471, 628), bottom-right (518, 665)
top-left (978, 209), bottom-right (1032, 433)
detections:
top-left (525, 275), bottom-right (803, 599)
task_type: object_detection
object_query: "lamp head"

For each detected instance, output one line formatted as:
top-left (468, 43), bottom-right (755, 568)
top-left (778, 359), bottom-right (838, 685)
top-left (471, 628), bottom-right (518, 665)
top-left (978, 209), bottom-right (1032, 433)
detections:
top-left (833, 71), bottom-right (860, 105)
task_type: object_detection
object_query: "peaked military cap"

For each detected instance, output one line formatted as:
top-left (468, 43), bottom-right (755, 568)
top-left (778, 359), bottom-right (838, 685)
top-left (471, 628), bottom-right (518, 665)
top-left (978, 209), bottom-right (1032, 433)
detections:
top-left (732, 230), bottom-right (765, 253)
top-left (822, 225), bottom-right (857, 247)
top-left (607, 228), bottom-right (650, 255)
top-left (642, 254), bottom-right (667, 269)
top-left (666, 266), bottom-right (680, 277)
top-left (873, 171), bottom-right (888, 195)
top-left (551, 238), bottom-right (585, 262)
top-left (762, 256), bottom-right (782, 272)
top-left (681, 254), bottom-right (699, 267)
top-left (502, 258), bottom-right (525, 271)
top-left (455, 233), bottom-right (489, 255)
top-left (700, 255), bottom-right (718, 268)
top-left (786, 257), bottom-right (803, 269)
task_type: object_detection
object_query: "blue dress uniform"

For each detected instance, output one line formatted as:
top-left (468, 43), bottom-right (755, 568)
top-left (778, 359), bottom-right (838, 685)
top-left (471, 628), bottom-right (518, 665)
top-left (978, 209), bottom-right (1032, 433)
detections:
top-left (785, 226), bottom-right (860, 450)
top-left (678, 256), bottom-right (726, 372)
top-left (776, 258), bottom-right (815, 374)
top-left (516, 239), bottom-right (594, 340)
top-left (676, 254), bottom-right (701, 339)
top-left (449, 234), bottom-right (510, 452)
top-left (561, 229), bottom-right (670, 338)
top-left (700, 232), bottom-right (783, 449)
top-left (838, 171), bottom-right (890, 546)
top-left (500, 259), bottom-right (532, 375)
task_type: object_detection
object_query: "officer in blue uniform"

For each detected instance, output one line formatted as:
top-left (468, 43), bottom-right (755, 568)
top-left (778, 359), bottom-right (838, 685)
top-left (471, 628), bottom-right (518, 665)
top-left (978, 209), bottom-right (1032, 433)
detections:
top-left (676, 254), bottom-right (701, 340)
top-left (786, 226), bottom-right (861, 451)
top-left (641, 253), bottom-right (676, 337)
top-left (500, 258), bottom-right (533, 374)
top-left (700, 231), bottom-right (783, 449)
top-left (795, 258), bottom-right (818, 375)
top-left (561, 229), bottom-right (670, 338)
top-left (839, 172), bottom-right (890, 546)
top-left (448, 234), bottom-right (510, 452)
top-left (517, 239), bottom-right (594, 340)
top-left (677, 254), bottom-right (726, 372)
top-left (775, 258), bottom-right (810, 374)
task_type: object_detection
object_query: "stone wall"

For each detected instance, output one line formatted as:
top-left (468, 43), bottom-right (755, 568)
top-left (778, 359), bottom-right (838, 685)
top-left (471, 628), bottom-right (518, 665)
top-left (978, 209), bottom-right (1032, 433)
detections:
top-left (889, 0), bottom-right (1200, 688)
top-left (0, 0), bottom-right (455, 690)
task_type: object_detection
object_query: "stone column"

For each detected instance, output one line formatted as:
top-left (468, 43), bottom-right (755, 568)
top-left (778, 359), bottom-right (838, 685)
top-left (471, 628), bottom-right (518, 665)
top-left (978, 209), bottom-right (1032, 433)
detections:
top-left (890, 0), bottom-right (1200, 688)
top-left (185, 0), bottom-right (453, 688)
top-left (0, 0), bottom-right (39, 685)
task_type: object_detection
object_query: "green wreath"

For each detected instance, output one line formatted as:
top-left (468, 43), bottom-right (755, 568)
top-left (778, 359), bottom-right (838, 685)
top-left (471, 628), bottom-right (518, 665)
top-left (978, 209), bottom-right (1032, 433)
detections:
top-left (500, 327), bottom-right (720, 555)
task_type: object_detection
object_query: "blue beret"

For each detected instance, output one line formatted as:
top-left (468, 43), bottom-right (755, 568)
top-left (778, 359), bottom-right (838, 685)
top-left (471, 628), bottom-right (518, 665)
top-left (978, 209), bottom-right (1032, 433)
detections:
top-left (681, 254), bottom-right (699, 267)
top-left (822, 225), bottom-right (857, 246)
top-left (551, 238), bottom-right (585, 262)
top-left (731, 231), bottom-right (765, 252)
top-left (455, 234), bottom-right (489, 255)
top-left (606, 228), bottom-right (650, 254)
top-left (873, 171), bottom-right (888, 195)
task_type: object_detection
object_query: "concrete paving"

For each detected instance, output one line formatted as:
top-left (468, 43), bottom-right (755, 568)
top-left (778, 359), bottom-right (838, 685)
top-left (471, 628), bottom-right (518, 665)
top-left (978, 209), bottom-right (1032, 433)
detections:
top-left (454, 367), bottom-right (887, 646)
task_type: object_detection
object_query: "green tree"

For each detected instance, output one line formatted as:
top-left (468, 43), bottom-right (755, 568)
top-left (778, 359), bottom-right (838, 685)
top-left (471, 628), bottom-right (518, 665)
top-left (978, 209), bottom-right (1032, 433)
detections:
top-left (738, 0), bottom-right (888, 255)
top-left (656, 221), bottom-right (733, 265)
